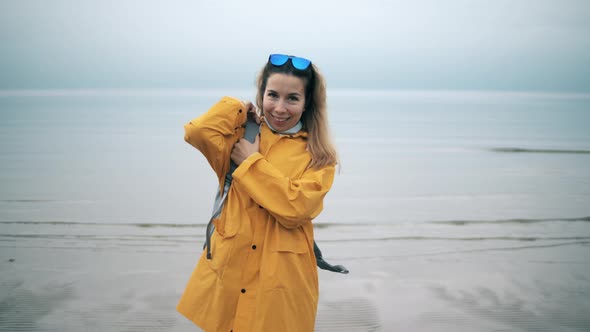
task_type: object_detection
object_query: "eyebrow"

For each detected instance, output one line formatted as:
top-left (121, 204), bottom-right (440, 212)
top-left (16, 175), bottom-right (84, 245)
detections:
top-left (266, 89), bottom-right (302, 97)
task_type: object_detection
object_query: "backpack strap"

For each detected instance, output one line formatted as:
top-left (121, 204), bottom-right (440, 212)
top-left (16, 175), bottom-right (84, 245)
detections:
top-left (204, 120), bottom-right (259, 259)
top-left (205, 119), bottom-right (349, 274)
top-left (314, 242), bottom-right (349, 274)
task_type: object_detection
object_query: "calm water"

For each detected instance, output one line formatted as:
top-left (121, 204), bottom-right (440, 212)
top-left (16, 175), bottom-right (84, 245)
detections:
top-left (0, 89), bottom-right (589, 225)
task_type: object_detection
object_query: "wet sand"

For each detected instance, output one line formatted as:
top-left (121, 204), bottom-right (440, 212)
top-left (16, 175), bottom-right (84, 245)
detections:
top-left (1, 221), bottom-right (590, 331)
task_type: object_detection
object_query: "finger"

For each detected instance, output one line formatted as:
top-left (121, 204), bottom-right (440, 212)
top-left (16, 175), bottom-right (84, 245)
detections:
top-left (243, 100), bottom-right (253, 111)
top-left (230, 150), bottom-right (241, 165)
top-left (250, 113), bottom-right (260, 125)
top-left (249, 106), bottom-right (261, 124)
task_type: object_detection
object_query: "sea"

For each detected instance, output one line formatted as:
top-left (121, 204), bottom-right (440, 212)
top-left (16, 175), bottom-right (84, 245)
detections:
top-left (1, 89), bottom-right (590, 331)
top-left (1, 88), bottom-right (588, 225)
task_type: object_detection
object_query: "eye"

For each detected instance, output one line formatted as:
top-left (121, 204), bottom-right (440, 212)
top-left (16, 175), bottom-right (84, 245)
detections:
top-left (267, 91), bottom-right (278, 98)
top-left (288, 95), bottom-right (300, 102)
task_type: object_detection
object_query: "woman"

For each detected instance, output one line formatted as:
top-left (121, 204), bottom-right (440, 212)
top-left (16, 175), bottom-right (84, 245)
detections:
top-left (177, 54), bottom-right (338, 332)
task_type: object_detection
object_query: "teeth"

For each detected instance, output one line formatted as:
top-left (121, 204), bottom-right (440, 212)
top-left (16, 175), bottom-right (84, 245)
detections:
top-left (271, 113), bottom-right (289, 122)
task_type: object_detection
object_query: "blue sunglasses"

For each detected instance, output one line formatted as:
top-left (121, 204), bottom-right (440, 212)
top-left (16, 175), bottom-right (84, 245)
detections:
top-left (268, 54), bottom-right (312, 70)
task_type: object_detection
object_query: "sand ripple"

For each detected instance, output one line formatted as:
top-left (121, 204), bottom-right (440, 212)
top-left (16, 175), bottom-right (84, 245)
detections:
top-left (316, 297), bottom-right (381, 331)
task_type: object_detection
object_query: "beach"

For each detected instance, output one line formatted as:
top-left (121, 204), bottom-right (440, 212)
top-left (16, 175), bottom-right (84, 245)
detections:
top-left (1, 219), bottom-right (590, 331)
top-left (1, 89), bottom-right (590, 331)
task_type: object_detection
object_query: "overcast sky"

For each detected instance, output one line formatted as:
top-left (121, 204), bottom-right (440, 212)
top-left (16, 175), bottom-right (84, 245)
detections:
top-left (1, 0), bottom-right (589, 92)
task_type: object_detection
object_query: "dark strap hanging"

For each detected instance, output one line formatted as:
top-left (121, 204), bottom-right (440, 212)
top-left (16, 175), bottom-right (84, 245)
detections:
top-left (204, 118), bottom-right (348, 274)
top-left (314, 242), bottom-right (349, 274)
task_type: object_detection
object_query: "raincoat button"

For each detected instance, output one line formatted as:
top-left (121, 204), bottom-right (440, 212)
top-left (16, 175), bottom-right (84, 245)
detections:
top-left (241, 288), bottom-right (246, 293)
top-left (252, 245), bottom-right (257, 250)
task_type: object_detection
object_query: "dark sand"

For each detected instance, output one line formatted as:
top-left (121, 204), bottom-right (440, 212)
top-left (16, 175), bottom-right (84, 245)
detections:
top-left (1, 221), bottom-right (590, 331)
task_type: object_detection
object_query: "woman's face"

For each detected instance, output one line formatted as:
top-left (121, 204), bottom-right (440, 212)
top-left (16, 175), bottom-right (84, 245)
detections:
top-left (262, 73), bottom-right (306, 132)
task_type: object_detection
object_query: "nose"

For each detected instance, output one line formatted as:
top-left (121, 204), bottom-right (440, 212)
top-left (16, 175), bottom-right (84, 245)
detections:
top-left (274, 100), bottom-right (289, 114)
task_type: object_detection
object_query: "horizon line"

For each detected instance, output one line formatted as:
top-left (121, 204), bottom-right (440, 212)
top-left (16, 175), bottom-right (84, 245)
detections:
top-left (1, 88), bottom-right (589, 100)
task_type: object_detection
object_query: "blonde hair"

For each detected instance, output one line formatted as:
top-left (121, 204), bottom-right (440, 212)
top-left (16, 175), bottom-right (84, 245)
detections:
top-left (256, 61), bottom-right (338, 169)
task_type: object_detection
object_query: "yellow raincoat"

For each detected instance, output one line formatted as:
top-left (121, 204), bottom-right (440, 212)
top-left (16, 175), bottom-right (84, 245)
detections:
top-left (177, 96), bottom-right (335, 332)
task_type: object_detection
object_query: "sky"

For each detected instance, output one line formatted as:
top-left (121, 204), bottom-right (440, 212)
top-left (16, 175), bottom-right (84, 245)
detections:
top-left (1, 0), bottom-right (589, 92)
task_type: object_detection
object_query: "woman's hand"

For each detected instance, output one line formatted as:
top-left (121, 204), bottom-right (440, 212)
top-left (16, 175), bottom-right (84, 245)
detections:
top-left (231, 134), bottom-right (260, 165)
top-left (242, 100), bottom-right (261, 125)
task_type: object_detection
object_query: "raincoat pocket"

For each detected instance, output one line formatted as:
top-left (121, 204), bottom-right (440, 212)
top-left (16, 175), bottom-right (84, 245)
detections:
top-left (266, 226), bottom-right (314, 291)
top-left (206, 229), bottom-right (235, 278)
top-left (215, 198), bottom-right (242, 239)
top-left (271, 226), bottom-right (309, 254)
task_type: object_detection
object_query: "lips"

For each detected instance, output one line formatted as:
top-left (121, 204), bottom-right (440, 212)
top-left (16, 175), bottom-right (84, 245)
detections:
top-left (269, 113), bottom-right (290, 123)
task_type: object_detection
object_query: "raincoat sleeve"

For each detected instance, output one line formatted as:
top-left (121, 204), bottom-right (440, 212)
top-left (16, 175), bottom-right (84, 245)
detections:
top-left (232, 153), bottom-right (335, 229)
top-left (183, 96), bottom-right (247, 181)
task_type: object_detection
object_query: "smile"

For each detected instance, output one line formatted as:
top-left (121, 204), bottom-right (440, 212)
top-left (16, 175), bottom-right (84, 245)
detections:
top-left (269, 113), bottom-right (290, 123)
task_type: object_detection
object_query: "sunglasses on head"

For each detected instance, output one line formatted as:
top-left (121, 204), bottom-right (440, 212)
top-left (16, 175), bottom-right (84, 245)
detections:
top-left (268, 54), bottom-right (312, 70)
